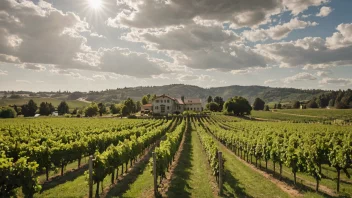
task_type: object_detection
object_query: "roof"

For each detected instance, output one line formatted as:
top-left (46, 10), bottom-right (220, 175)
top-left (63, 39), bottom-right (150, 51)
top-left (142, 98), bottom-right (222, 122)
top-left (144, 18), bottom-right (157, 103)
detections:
top-left (154, 94), bottom-right (176, 101)
top-left (175, 98), bottom-right (184, 105)
top-left (184, 99), bottom-right (202, 104)
top-left (143, 103), bottom-right (152, 107)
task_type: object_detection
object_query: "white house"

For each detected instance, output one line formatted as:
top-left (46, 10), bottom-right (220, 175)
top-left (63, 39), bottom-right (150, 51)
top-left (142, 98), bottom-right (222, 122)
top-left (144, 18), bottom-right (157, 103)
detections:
top-left (151, 94), bottom-right (203, 115)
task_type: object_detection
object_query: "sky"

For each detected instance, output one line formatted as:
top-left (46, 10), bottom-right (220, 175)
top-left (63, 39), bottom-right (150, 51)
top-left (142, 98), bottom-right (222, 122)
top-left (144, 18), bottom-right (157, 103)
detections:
top-left (0, 0), bottom-right (351, 92)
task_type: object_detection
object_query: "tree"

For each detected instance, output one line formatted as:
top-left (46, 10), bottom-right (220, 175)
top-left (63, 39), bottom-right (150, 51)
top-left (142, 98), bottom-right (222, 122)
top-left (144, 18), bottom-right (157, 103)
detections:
top-left (0, 107), bottom-right (17, 118)
top-left (124, 98), bottom-right (136, 114)
top-left (292, 101), bottom-right (300, 109)
top-left (110, 104), bottom-right (120, 114)
top-left (141, 95), bottom-right (149, 105)
top-left (264, 105), bottom-right (270, 111)
top-left (223, 96), bottom-right (252, 116)
top-left (207, 96), bottom-right (213, 103)
top-left (274, 104), bottom-right (277, 109)
top-left (277, 103), bottom-right (282, 109)
top-left (84, 103), bottom-right (99, 117)
top-left (121, 105), bottom-right (129, 116)
top-left (253, 98), bottom-right (265, 111)
top-left (136, 101), bottom-right (142, 112)
top-left (307, 100), bottom-right (318, 108)
top-left (58, 101), bottom-right (69, 115)
top-left (21, 99), bottom-right (37, 117)
top-left (206, 102), bottom-right (219, 112)
top-left (181, 96), bottom-right (185, 103)
top-left (39, 102), bottom-right (51, 116)
top-left (98, 103), bottom-right (106, 116)
top-left (214, 96), bottom-right (224, 111)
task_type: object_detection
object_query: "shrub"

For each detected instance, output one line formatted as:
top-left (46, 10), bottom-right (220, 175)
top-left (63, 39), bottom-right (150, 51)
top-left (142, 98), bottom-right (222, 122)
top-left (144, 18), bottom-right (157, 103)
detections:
top-left (0, 107), bottom-right (17, 118)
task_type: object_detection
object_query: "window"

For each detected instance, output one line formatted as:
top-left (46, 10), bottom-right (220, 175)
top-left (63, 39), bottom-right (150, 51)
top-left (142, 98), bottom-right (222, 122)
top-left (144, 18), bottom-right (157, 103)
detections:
top-left (167, 100), bottom-right (169, 103)
top-left (167, 106), bottom-right (169, 110)
top-left (156, 100), bottom-right (159, 103)
top-left (164, 100), bottom-right (166, 103)
top-left (161, 105), bottom-right (165, 113)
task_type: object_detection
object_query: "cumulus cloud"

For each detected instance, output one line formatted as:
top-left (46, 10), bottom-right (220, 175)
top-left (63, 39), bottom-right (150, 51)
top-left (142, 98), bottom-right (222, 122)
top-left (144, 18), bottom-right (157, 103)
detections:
top-left (319, 77), bottom-right (352, 85)
top-left (16, 80), bottom-right (31, 84)
top-left (283, 72), bottom-right (316, 83)
top-left (256, 31), bottom-right (352, 69)
top-left (176, 74), bottom-right (214, 82)
top-left (316, 6), bottom-right (332, 17)
top-left (326, 23), bottom-right (352, 49)
top-left (109, 0), bottom-right (326, 29)
top-left (242, 18), bottom-right (318, 42)
top-left (230, 66), bottom-right (272, 75)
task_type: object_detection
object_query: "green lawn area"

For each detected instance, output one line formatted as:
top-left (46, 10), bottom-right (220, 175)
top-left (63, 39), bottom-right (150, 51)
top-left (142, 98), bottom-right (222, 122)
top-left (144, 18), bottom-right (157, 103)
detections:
top-left (0, 97), bottom-right (88, 109)
top-left (166, 125), bottom-right (216, 198)
top-left (215, 141), bottom-right (290, 198)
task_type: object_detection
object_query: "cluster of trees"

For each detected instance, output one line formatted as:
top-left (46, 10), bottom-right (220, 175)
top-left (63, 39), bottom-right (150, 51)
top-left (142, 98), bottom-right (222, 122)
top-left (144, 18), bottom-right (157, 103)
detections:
top-left (311, 89), bottom-right (352, 109)
top-left (84, 98), bottom-right (141, 117)
top-left (141, 94), bottom-right (156, 105)
top-left (252, 98), bottom-right (270, 111)
top-left (206, 96), bottom-right (225, 112)
top-left (223, 96), bottom-right (252, 116)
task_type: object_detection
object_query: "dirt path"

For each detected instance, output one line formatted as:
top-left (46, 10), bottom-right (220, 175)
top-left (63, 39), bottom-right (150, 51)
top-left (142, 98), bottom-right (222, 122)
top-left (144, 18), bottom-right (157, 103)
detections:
top-left (271, 111), bottom-right (323, 118)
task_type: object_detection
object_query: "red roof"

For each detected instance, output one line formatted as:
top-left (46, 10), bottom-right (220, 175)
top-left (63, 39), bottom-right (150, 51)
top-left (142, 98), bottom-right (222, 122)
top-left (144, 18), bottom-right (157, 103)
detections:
top-left (143, 103), bottom-right (152, 107)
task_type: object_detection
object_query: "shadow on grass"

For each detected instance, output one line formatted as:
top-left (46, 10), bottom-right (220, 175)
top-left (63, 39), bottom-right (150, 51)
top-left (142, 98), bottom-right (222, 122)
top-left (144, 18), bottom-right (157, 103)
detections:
top-left (166, 128), bottom-right (193, 198)
top-left (40, 164), bottom-right (88, 193)
top-left (222, 169), bottom-right (253, 198)
top-left (104, 150), bottom-right (152, 197)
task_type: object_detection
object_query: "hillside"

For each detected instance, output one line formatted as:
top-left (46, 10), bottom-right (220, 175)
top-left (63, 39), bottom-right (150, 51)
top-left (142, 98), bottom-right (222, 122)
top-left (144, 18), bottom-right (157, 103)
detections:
top-left (0, 84), bottom-right (328, 104)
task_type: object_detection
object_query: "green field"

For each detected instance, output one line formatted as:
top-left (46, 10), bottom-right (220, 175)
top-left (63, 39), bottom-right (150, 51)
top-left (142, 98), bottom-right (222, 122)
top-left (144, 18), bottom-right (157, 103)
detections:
top-left (251, 109), bottom-right (352, 123)
top-left (0, 97), bottom-right (89, 109)
top-left (1, 113), bottom-right (351, 198)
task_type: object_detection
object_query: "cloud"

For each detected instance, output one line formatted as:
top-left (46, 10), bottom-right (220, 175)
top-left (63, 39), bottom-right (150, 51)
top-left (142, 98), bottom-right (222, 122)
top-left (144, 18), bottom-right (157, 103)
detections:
top-left (319, 77), bottom-right (352, 85)
top-left (16, 63), bottom-right (46, 71)
top-left (316, 6), bottom-right (332, 17)
top-left (92, 74), bottom-right (107, 80)
top-left (316, 70), bottom-right (332, 77)
top-left (176, 74), bottom-right (215, 82)
top-left (230, 66), bottom-right (272, 75)
top-left (0, 69), bottom-right (8, 75)
top-left (256, 29), bottom-right (352, 69)
top-left (242, 18), bottom-right (318, 42)
top-left (109, 0), bottom-right (326, 29)
top-left (264, 79), bottom-right (278, 84)
top-left (283, 72), bottom-right (316, 83)
top-left (326, 23), bottom-right (352, 49)
top-left (50, 69), bottom-right (95, 81)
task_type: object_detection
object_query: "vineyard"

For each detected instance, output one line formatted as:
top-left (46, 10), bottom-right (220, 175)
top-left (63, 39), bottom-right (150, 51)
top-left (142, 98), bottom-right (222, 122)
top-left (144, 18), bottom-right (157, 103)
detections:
top-left (1, 115), bottom-right (351, 198)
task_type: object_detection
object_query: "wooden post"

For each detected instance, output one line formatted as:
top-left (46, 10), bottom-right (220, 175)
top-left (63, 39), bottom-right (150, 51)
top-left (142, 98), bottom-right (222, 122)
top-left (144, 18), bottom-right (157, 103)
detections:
top-left (218, 152), bottom-right (223, 195)
top-left (153, 152), bottom-right (158, 197)
top-left (88, 155), bottom-right (93, 198)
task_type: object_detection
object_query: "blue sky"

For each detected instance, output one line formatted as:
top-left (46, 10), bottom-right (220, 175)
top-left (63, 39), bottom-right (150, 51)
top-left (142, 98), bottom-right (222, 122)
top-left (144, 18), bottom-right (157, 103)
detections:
top-left (0, 0), bottom-right (351, 92)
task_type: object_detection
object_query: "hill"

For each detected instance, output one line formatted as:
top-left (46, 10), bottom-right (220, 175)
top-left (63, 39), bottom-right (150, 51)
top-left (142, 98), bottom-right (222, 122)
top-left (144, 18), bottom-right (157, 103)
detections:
top-left (0, 84), bottom-right (329, 105)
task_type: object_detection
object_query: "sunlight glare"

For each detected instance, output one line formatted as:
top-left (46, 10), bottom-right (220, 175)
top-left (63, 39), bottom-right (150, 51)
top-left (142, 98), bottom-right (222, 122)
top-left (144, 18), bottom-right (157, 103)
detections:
top-left (88, 0), bottom-right (102, 9)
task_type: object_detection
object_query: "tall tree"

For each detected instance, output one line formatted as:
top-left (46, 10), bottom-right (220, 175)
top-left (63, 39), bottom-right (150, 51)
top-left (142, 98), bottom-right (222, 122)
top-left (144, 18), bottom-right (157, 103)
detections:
top-left (206, 102), bottom-right (219, 112)
top-left (21, 99), bottom-right (37, 117)
top-left (98, 103), bottom-right (106, 116)
top-left (136, 101), bottom-right (142, 112)
top-left (141, 95), bottom-right (149, 105)
top-left (110, 104), bottom-right (120, 114)
top-left (84, 103), bottom-right (99, 117)
top-left (39, 102), bottom-right (51, 116)
top-left (124, 98), bottom-right (136, 114)
top-left (213, 96), bottom-right (224, 111)
top-left (307, 99), bottom-right (318, 108)
top-left (57, 101), bottom-right (69, 115)
top-left (253, 98), bottom-right (265, 110)
top-left (207, 96), bottom-right (213, 103)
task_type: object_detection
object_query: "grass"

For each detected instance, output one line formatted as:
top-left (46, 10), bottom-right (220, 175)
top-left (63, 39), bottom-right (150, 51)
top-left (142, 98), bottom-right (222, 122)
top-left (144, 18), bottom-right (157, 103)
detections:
top-left (0, 97), bottom-right (88, 109)
top-left (214, 142), bottom-right (290, 198)
top-left (166, 125), bottom-right (215, 198)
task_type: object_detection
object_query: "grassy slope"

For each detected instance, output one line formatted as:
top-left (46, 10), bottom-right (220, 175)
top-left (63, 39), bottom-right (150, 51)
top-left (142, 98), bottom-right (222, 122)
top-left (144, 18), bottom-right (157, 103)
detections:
top-left (0, 97), bottom-right (88, 109)
top-left (166, 126), bottom-right (215, 198)
top-left (215, 141), bottom-right (290, 198)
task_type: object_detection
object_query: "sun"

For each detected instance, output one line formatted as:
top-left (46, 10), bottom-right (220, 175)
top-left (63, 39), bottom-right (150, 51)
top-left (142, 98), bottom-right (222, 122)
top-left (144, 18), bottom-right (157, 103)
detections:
top-left (88, 0), bottom-right (102, 9)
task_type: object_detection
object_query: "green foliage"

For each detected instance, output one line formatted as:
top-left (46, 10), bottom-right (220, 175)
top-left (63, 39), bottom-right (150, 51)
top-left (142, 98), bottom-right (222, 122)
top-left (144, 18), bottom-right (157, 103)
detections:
top-left (0, 107), bottom-right (17, 118)
top-left (206, 102), bottom-right (219, 112)
top-left (84, 103), bottom-right (99, 117)
top-left (207, 96), bottom-right (213, 103)
top-left (253, 98), bottom-right (265, 111)
top-left (109, 104), bottom-right (120, 114)
top-left (21, 99), bottom-right (38, 117)
top-left (98, 103), bottom-right (106, 116)
top-left (264, 105), bottom-right (270, 111)
top-left (307, 99), bottom-right (318, 108)
top-left (213, 96), bottom-right (225, 111)
top-left (58, 101), bottom-right (69, 115)
top-left (124, 98), bottom-right (136, 114)
top-left (223, 96), bottom-right (252, 116)
top-left (39, 102), bottom-right (55, 116)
